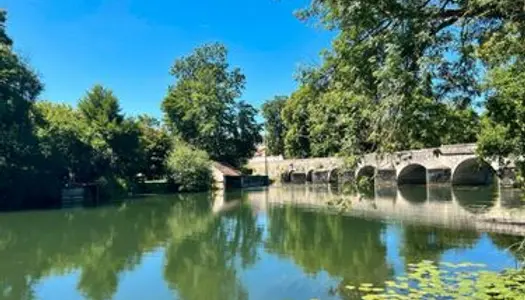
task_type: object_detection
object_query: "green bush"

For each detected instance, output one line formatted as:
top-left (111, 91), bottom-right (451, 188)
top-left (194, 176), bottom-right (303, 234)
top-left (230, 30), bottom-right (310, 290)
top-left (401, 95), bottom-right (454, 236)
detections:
top-left (166, 143), bottom-right (212, 192)
top-left (94, 176), bottom-right (130, 201)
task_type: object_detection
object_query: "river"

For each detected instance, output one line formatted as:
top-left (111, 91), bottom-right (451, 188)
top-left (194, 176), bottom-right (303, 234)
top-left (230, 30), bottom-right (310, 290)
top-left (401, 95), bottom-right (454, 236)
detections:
top-left (0, 185), bottom-right (524, 300)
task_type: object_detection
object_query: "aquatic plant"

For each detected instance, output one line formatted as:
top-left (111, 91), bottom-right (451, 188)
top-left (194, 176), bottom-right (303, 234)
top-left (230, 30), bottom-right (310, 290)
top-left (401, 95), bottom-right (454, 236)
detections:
top-left (343, 261), bottom-right (525, 299)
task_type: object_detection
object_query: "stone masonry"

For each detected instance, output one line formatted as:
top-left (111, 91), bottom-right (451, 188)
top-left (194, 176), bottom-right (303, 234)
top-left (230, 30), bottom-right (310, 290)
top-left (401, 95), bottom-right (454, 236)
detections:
top-left (247, 143), bottom-right (518, 188)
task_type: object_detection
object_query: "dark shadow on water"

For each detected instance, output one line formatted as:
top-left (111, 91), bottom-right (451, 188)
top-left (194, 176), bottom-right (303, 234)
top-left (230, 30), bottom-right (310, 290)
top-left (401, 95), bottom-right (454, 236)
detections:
top-left (398, 185), bottom-right (427, 204)
top-left (453, 185), bottom-right (498, 214)
top-left (427, 185), bottom-right (453, 202)
top-left (375, 186), bottom-right (397, 200)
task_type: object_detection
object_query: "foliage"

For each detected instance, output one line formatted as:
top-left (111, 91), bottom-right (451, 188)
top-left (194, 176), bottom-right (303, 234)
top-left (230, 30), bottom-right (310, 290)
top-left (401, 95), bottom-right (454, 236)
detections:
top-left (351, 261), bottom-right (525, 300)
top-left (1, 9), bottom-right (152, 207)
top-left (261, 96), bottom-right (287, 156)
top-left (162, 43), bottom-right (262, 167)
top-left (4, 8), bottom-right (258, 208)
top-left (34, 86), bottom-right (151, 202)
top-left (166, 142), bottom-right (212, 192)
top-left (477, 38), bottom-right (525, 181)
top-left (281, 85), bottom-right (314, 158)
top-left (270, 0), bottom-right (525, 160)
top-left (136, 114), bottom-right (172, 180)
top-left (0, 9), bottom-right (58, 209)
top-left (78, 85), bottom-right (143, 181)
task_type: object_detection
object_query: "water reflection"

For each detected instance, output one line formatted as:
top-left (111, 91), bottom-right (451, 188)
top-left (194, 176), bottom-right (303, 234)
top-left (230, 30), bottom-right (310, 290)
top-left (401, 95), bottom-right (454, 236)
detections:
top-left (398, 185), bottom-right (428, 204)
top-left (0, 186), bottom-right (522, 300)
top-left (400, 225), bottom-right (480, 266)
top-left (265, 205), bottom-right (393, 299)
top-left (0, 197), bottom-right (173, 300)
top-left (164, 195), bottom-right (261, 300)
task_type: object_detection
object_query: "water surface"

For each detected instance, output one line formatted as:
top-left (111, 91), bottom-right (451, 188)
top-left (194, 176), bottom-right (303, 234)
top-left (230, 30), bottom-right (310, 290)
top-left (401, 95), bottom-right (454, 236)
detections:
top-left (0, 185), bottom-right (524, 300)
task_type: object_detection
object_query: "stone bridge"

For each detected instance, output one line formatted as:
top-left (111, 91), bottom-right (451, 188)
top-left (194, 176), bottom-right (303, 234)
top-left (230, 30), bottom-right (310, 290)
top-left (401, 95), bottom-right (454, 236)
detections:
top-left (247, 143), bottom-right (518, 188)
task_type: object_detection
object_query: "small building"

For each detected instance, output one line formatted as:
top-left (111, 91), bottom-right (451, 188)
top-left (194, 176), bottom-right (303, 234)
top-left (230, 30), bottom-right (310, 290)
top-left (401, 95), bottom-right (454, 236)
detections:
top-left (212, 162), bottom-right (243, 187)
top-left (211, 162), bottom-right (269, 189)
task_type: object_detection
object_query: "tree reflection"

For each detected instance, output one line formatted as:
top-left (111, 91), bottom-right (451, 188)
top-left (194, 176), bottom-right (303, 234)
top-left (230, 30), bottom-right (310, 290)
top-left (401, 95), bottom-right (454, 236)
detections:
top-left (400, 225), bottom-right (480, 266)
top-left (0, 197), bottom-right (173, 300)
top-left (264, 205), bottom-right (393, 299)
top-left (0, 192), bottom-right (263, 300)
top-left (488, 233), bottom-right (525, 263)
top-left (163, 193), bottom-right (262, 300)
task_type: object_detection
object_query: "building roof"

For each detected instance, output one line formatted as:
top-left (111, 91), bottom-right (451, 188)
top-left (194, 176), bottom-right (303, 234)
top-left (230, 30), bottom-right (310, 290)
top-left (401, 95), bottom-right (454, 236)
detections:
top-left (213, 162), bottom-right (243, 176)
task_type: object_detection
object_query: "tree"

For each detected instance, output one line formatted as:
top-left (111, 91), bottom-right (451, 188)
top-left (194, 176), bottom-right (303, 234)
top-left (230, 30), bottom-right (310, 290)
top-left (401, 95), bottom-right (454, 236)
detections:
top-left (78, 85), bottom-right (142, 181)
top-left (475, 17), bottom-right (525, 183)
top-left (284, 0), bottom-right (512, 158)
top-left (233, 101), bottom-right (262, 166)
top-left (282, 85), bottom-right (313, 158)
top-left (34, 102), bottom-right (95, 183)
top-left (0, 10), bottom-right (60, 209)
top-left (136, 115), bottom-right (172, 180)
top-left (261, 96), bottom-right (287, 156)
top-left (162, 43), bottom-right (261, 167)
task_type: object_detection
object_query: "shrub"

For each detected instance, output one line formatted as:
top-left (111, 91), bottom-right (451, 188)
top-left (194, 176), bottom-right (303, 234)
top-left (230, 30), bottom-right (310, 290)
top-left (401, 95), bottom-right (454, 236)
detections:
top-left (166, 143), bottom-right (212, 192)
top-left (94, 176), bottom-right (129, 201)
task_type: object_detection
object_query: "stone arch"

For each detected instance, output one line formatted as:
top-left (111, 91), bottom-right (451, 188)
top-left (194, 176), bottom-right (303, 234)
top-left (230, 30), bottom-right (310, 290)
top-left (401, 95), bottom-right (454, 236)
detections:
top-left (356, 166), bottom-right (376, 184)
top-left (289, 170), bottom-right (307, 184)
top-left (306, 169), bottom-right (315, 182)
top-left (397, 164), bottom-right (427, 185)
top-left (328, 168), bottom-right (339, 183)
top-left (281, 170), bottom-right (292, 183)
top-left (452, 158), bottom-right (495, 186)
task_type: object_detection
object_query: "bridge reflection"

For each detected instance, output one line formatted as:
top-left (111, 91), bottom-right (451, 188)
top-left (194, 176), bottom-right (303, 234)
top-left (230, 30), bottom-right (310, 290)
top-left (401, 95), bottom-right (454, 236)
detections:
top-left (242, 185), bottom-right (525, 236)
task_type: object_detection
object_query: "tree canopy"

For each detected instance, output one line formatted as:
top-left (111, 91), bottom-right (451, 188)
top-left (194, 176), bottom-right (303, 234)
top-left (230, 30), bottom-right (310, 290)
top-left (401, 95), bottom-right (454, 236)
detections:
top-left (0, 9), bottom-right (53, 209)
top-left (261, 96), bottom-right (288, 156)
top-left (258, 0), bottom-right (525, 178)
top-left (162, 43), bottom-right (262, 168)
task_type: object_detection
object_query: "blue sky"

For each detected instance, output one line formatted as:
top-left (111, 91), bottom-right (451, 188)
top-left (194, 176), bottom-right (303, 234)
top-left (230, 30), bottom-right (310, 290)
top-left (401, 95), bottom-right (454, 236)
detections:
top-left (4, 0), bottom-right (333, 118)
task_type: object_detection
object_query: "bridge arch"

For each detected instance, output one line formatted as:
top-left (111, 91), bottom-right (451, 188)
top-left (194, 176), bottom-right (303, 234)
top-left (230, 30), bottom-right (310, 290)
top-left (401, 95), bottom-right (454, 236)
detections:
top-left (328, 168), bottom-right (339, 183)
top-left (398, 164), bottom-right (427, 185)
top-left (306, 169), bottom-right (314, 182)
top-left (452, 158), bottom-right (495, 186)
top-left (356, 165), bottom-right (375, 179)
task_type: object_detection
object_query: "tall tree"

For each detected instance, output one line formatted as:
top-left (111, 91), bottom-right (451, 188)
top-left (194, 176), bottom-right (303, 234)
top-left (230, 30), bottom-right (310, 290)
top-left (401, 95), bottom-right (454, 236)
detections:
top-left (35, 102), bottom-right (95, 183)
top-left (78, 85), bottom-right (142, 180)
top-left (162, 43), bottom-right (261, 167)
top-left (279, 0), bottom-right (523, 158)
top-left (282, 85), bottom-right (314, 158)
top-left (136, 114), bottom-right (172, 179)
top-left (476, 25), bottom-right (525, 181)
top-left (233, 101), bottom-right (262, 166)
top-left (261, 96), bottom-right (287, 156)
top-left (0, 10), bottom-right (59, 209)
